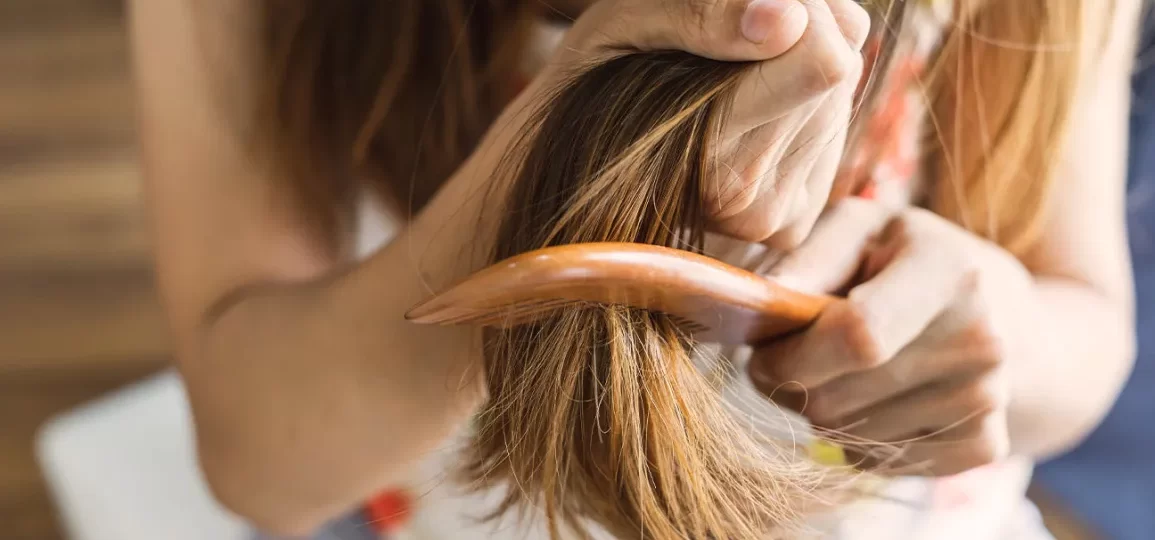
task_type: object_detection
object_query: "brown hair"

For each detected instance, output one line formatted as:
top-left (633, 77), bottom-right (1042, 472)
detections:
top-left (257, 0), bottom-right (534, 250)
top-left (256, 0), bottom-right (1095, 257)
top-left (925, 0), bottom-right (1092, 255)
top-left (255, 0), bottom-right (1100, 536)
top-left (469, 48), bottom-right (867, 538)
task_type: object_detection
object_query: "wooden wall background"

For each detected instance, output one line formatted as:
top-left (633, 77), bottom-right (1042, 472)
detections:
top-left (1, 0), bottom-right (167, 537)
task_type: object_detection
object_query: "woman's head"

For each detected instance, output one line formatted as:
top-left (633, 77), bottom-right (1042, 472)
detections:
top-left (255, 0), bottom-right (1097, 258)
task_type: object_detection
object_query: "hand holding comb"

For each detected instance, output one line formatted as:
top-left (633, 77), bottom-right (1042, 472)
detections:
top-left (406, 242), bottom-right (851, 466)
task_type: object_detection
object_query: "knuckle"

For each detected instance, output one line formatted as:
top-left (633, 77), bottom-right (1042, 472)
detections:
top-left (899, 205), bottom-right (935, 222)
top-left (735, 161), bottom-right (772, 194)
top-left (956, 264), bottom-right (983, 296)
top-left (805, 390), bottom-right (839, 424)
top-left (842, 3), bottom-right (873, 48)
top-left (869, 213), bottom-right (909, 250)
top-left (828, 196), bottom-right (887, 228)
top-left (838, 52), bottom-right (865, 87)
top-left (968, 420), bottom-right (1011, 468)
top-left (956, 381), bottom-right (1000, 415)
top-left (832, 300), bottom-right (886, 369)
top-left (888, 208), bottom-right (923, 238)
top-left (951, 443), bottom-right (998, 474)
top-left (710, 207), bottom-right (777, 244)
top-left (727, 221), bottom-right (777, 244)
top-left (962, 319), bottom-right (1006, 370)
top-left (765, 358), bottom-right (808, 390)
top-left (753, 346), bottom-right (803, 389)
top-left (800, 37), bottom-right (861, 92)
top-left (897, 207), bottom-right (957, 249)
top-left (769, 222), bottom-right (813, 252)
top-left (679, 0), bottom-right (723, 43)
top-left (684, 0), bottom-right (717, 24)
top-left (708, 160), bottom-right (791, 242)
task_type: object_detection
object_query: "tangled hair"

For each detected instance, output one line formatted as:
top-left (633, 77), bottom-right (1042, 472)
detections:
top-left (462, 47), bottom-right (871, 538)
top-left (255, 0), bottom-right (1107, 537)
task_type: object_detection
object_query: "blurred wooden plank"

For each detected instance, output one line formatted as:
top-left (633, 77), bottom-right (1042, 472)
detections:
top-left (0, 154), bottom-right (139, 211)
top-left (0, 155), bottom-right (150, 273)
top-left (0, 270), bottom-right (169, 371)
top-left (0, 14), bottom-right (134, 165)
top-left (0, 18), bottom-right (126, 79)
top-left (0, 72), bottom-right (135, 163)
top-left (0, 0), bottom-right (123, 35)
top-left (0, 1), bottom-right (155, 538)
top-left (0, 65), bottom-right (133, 141)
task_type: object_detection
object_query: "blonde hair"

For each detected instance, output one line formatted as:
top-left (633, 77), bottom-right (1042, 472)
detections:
top-left (926, 0), bottom-right (1097, 255)
top-left (472, 51), bottom-right (850, 538)
top-left (256, 0), bottom-right (1104, 537)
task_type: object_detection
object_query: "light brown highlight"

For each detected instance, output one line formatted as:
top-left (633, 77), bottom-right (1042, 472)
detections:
top-left (470, 50), bottom-right (852, 539)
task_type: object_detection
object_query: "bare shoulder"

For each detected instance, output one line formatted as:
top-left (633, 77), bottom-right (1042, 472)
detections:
top-left (1085, 0), bottom-right (1145, 76)
top-left (129, 0), bottom-right (338, 338)
top-left (128, 0), bottom-right (263, 136)
top-left (1021, 0), bottom-right (1140, 293)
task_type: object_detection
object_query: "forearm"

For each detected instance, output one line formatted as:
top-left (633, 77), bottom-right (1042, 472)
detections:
top-left (1005, 0), bottom-right (1140, 462)
top-left (181, 176), bottom-right (495, 534)
top-left (1008, 277), bottom-right (1136, 460)
top-left (184, 248), bottom-right (478, 532)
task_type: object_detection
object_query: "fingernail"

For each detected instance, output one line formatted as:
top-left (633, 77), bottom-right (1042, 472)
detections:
top-left (741, 0), bottom-right (797, 44)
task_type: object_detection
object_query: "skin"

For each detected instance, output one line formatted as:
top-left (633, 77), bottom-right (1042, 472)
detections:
top-left (129, 0), bottom-right (1138, 534)
top-left (749, 0), bottom-right (1141, 471)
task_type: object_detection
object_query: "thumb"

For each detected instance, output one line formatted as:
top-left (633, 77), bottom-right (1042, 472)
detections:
top-left (766, 197), bottom-right (892, 295)
top-left (576, 0), bottom-right (810, 62)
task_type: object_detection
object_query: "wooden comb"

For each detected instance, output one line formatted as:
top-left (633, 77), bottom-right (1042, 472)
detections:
top-left (405, 242), bottom-right (833, 345)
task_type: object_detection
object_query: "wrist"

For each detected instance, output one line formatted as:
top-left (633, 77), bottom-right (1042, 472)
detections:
top-left (327, 157), bottom-right (499, 426)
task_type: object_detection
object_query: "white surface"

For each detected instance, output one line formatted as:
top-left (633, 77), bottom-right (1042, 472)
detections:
top-left (28, 349), bottom-right (790, 540)
top-left (36, 370), bottom-right (251, 540)
top-left (32, 352), bottom-right (1043, 540)
top-left (32, 368), bottom-right (580, 540)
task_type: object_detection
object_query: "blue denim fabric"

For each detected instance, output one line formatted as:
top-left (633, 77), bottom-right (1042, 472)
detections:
top-left (252, 509), bottom-right (379, 540)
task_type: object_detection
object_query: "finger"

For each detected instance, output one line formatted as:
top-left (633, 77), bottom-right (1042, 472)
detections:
top-left (856, 413), bottom-right (1011, 477)
top-left (706, 104), bottom-right (821, 238)
top-left (802, 325), bottom-right (1001, 422)
top-left (823, 0), bottom-right (873, 49)
top-left (728, 0), bottom-right (863, 133)
top-left (754, 262), bottom-right (955, 388)
top-left (758, 84), bottom-right (855, 251)
top-left (815, 373), bottom-right (1003, 444)
top-left (713, 63), bottom-right (855, 234)
top-left (765, 197), bottom-right (891, 294)
top-left (575, 0), bottom-right (809, 61)
top-left (839, 215), bottom-right (974, 368)
top-left (750, 299), bottom-right (881, 389)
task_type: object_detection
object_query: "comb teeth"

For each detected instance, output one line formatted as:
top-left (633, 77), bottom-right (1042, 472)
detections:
top-left (470, 298), bottom-right (581, 326)
top-left (424, 298), bottom-right (714, 336)
top-left (428, 298), bottom-right (579, 327)
top-left (670, 316), bottom-right (710, 334)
